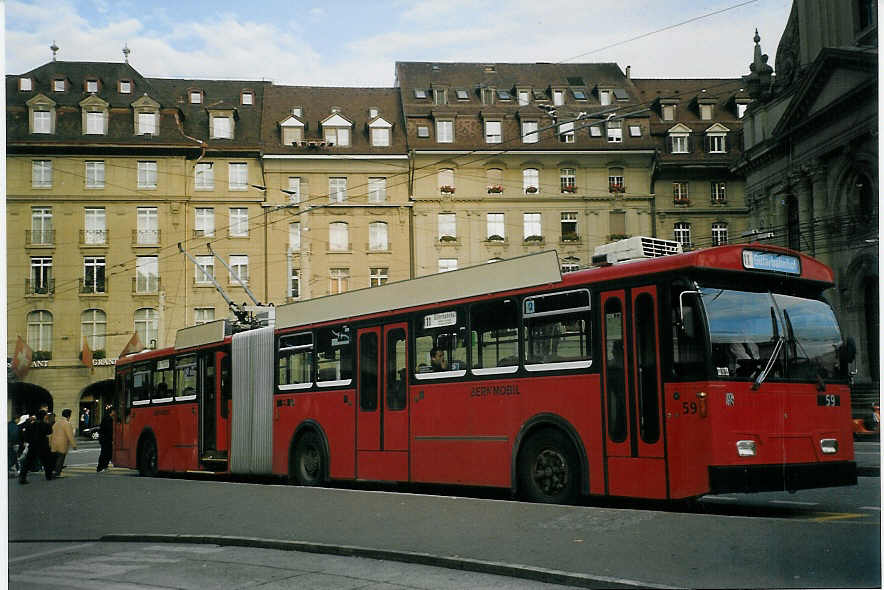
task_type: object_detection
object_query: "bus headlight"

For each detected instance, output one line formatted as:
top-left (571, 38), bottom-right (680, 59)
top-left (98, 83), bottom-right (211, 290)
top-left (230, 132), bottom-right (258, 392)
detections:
top-left (736, 440), bottom-right (757, 457)
top-left (820, 439), bottom-right (838, 454)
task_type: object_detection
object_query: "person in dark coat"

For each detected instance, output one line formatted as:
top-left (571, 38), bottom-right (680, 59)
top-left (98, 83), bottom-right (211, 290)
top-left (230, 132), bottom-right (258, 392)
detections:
top-left (19, 410), bottom-right (54, 483)
top-left (96, 405), bottom-right (115, 472)
top-left (8, 414), bottom-right (21, 475)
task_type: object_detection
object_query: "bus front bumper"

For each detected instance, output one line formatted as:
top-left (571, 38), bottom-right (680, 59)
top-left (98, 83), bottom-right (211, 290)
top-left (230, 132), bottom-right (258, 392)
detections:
top-left (709, 461), bottom-right (857, 494)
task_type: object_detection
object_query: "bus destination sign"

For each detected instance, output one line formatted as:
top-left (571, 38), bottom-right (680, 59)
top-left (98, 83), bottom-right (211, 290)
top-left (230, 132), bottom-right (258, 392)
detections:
top-left (742, 250), bottom-right (801, 275)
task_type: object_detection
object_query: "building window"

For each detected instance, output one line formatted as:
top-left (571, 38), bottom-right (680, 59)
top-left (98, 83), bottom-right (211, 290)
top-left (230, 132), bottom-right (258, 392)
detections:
top-left (228, 162), bottom-right (247, 190)
top-left (82, 257), bottom-right (107, 294)
top-left (329, 268), bottom-right (350, 294)
top-left (229, 255), bottom-right (249, 284)
top-left (324, 126), bottom-right (350, 146)
top-left (560, 168), bottom-right (577, 193)
top-left (700, 104), bottom-right (713, 120)
top-left (190, 90), bottom-right (202, 104)
top-left (195, 256), bottom-right (214, 284)
top-left (32, 160), bottom-right (52, 188)
top-left (370, 267), bottom-right (389, 287)
top-left (662, 105), bottom-right (676, 121)
top-left (558, 121), bottom-right (575, 143)
top-left (31, 207), bottom-right (53, 244)
top-left (561, 212), bottom-right (578, 241)
top-left (368, 177), bottom-right (387, 202)
top-left (85, 111), bottom-right (106, 135)
top-left (561, 258), bottom-right (580, 273)
top-left (329, 177), bottom-right (347, 202)
top-left (553, 90), bottom-right (564, 106)
top-left (241, 91), bottom-right (254, 105)
top-left (28, 310), bottom-right (53, 355)
top-left (436, 120), bottom-right (453, 143)
top-left (33, 110), bottom-right (52, 134)
top-left (195, 208), bottom-right (214, 236)
top-left (119, 80), bottom-right (132, 94)
top-left (572, 88), bottom-right (587, 100)
top-left (136, 207), bottom-right (159, 244)
top-left (329, 222), bottom-right (349, 251)
top-left (522, 120), bottom-right (539, 143)
top-left (286, 177), bottom-right (301, 203)
top-left (629, 125), bottom-right (642, 137)
top-left (737, 103), bottom-right (748, 118)
top-left (137, 112), bottom-right (157, 135)
top-left (438, 259), bottom-right (458, 273)
top-left (81, 309), bottom-right (107, 351)
top-left (670, 134), bottom-right (689, 153)
top-left (53, 79), bottom-right (66, 92)
top-left (195, 308), bottom-right (215, 325)
top-left (482, 87), bottom-right (495, 105)
top-left (456, 89), bottom-right (469, 101)
top-left (486, 168), bottom-right (503, 193)
top-left (195, 162), bottom-right (214, 190)
top-left (486, 213), bottom-right (505, 240)
top-left (708, 134), bottom-right (726, 153)
top-left (86, 80), bottom-right (99, 93)
top-left (606, 119), bottom-right (622, 143)
top-left (438, 168), bottom-right (455, 194)
top-left (212, 116), bottom-right (232, 139)
top-left (134, 308), bottom-right (159, 349)
top-left (673, 182), bottom-right (690, 203)
top-left (712, 222), bottom-right (729, 246)
top-left (229, 208), bottom-right (249, 237)
top-left (484, 120), bottom-right (502, 144)
top-left (84, 207), bottom-right (107, 244)
top-left (438, 213), bottom-right (456, 240)
top-left (282, 124), bottom-right (303, 145)
top-left (599, 89), bottom-right (612, 106)
top-left (30, 257), bottom-right (53, 295)
top-left (711, 181), bottom-right (727, 202)
top-left (417, 125), bottom-right (430, 138)
top-left (137, 161), bottom-right (158, 189)
top-left (288, 268), bottom-right (300, 299)
top-left (608, 167), bottom-right (624, 192)
top-left (371, 127), bottom-right (391, 146)
top-left (433, 88), bottom-right (447, 105)
top-left (85, 161), bottom-right (105, 188)
top-left (674, 222), bottom-right (691, 248)
top-left (289, 222), bottom-right (301, 252)
top-left (497, 89), bottom-right (512, 101)
top-left (523, 213), bottom-right (542, 239)
top-left (20, 77), bottom-right (32, 91)
top-left (369, 222), bottom-right (388, 251)
top-left (518, 90), bottom-right (530, 106)
top-left (136, 256), bottom-right (159, 292)
top-left (589, 125), bottom-right (602, 137)
top-left (414, 88), bottom-right (428, 99)
top-left (523, 168), bottom-right (539, 194)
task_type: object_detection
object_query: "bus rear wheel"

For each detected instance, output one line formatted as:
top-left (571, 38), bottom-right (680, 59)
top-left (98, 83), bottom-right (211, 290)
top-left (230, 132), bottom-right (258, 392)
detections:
top-left (518, 429), bottom-right (579, 504)
top-left (291, 431), bottom-right (325, 486)
top-left (138, 436), bottom-right (158, 477)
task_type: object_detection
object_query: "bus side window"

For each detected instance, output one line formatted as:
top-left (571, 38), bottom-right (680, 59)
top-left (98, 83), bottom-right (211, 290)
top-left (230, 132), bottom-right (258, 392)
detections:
top-left (523, 289), bottom-right (592, 369)
top-left (671, 289), bottom-right (706, 379)
top-left (470, 299), bottom-right (519, 371)
top-left (414, 308), bottom-right (467, 377)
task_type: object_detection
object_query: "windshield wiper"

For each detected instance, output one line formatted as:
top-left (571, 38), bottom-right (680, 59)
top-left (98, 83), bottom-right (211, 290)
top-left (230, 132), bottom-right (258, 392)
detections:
top-left (753, 302), bottom-right (784, 391)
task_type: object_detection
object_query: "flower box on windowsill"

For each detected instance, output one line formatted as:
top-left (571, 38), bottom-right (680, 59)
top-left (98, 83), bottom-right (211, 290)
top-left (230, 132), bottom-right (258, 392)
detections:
top-left (33, 350), bottom-right (52, 361)
top-left (561, 185), bottom-right (577, 194)
top-left (609, 184), bottom-right (626, 193)
top-left (711, 199), bottom-right (727, 205)
top-left (440, 186), bottom-right (456, 194)
top-left (439, 235), bottom-right (458, 243)
top-left (487, 185), bottom-right (503, 194)
top-left (523, 235), bottom-right (544, 243)
top-left (524, 186), bottom-right (538, 194)
top-left (486, 234), bottom-right (505, 242)
top-left (561, 234), bottom-right (580, 242)
top-left (673, 198), bottom-right (690, 205)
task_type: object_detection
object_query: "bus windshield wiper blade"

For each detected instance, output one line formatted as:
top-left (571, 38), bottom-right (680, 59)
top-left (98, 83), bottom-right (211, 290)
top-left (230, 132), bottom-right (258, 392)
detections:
top-left (753, 336), bottom-right (784, 391)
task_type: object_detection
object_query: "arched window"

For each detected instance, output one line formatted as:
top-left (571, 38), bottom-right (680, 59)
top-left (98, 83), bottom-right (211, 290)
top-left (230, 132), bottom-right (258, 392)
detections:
top-left (329, 222), bottom-right (349, 251)
top-left (81, 309), bottom-right (107, 352)
top-left (135, 308), bottom-right (159, 349)
top-left (438, 168), bottom-right (455, 194)
top-left (27, 310), bottom-right (53, 355)
top-left (486, 168), bottom-right (503, 193)
top-left (523, 168), bottom-right (539, 194)
top-left (369, 221), bottom-right (388, 251)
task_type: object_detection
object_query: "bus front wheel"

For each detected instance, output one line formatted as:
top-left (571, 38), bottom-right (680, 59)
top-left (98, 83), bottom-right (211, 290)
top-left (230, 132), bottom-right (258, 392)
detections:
top-left (518, 429), bottom-right (579, 504)
top-left (291, 431), bottom-right (326, 486)
top-left (138, 436), bottom-right (158, 477)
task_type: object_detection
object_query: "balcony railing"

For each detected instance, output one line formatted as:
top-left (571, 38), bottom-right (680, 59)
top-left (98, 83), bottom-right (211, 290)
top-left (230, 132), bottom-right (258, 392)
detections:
top-left (80, 229), bottom-right (108, 245)
top-left (79, 278), bottom-right (107, 294)
top-left (132, 277), bottom-right (161, 294)
top-left (132, 229), bottom-right (161, 245)
top-left (26, 278), bottom-right (54, 296)
top-left (25, 230), bottom-right (55, 246)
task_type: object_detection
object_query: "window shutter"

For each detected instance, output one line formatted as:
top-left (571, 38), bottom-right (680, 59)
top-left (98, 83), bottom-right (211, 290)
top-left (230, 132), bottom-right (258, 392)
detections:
top-left (704, 135), bottom-right (711, 153)
top-left (687, 136), bottom-right (694, 153)
top-left (666, 136), bottom-right (673, 154)
top-left (724, 134), bottom-right (730, 152)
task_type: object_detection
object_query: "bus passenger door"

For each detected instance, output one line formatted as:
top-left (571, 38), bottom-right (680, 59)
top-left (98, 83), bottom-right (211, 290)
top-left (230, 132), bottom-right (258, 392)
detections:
top-left (601, 288), bottom-right (667, 499)
top-left (209, 350), bottom-right (231, 464)
top-left (356, 324), bottom-right (409, 481)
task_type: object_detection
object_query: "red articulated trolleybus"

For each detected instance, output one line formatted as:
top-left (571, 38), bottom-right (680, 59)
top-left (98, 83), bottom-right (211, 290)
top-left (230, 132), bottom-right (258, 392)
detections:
top-left (112, 237), bottom-right (857, 503)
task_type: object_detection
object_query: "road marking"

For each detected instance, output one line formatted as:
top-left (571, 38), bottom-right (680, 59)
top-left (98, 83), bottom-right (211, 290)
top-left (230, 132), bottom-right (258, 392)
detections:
top-left (811, 512), bottom-right (868, 522)
top-left (9, 542), bottom-right (95, 563)
top-left (859, 506), bottom-right (881, 511)
top-left (770, 500), bottom-right (818, 506)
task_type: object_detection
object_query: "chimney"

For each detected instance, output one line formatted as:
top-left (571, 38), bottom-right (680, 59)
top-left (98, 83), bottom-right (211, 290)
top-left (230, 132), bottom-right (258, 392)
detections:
top-left (625, 65), bottom-right (631, 80)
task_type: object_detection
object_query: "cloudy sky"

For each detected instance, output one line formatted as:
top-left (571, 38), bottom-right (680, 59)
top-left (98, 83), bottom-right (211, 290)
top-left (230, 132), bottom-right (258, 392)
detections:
top-left (5, 0), bottom-right (792, 85)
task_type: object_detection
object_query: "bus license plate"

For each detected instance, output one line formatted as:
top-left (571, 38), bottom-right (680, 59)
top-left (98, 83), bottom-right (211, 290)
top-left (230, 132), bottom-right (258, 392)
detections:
top-left (817, 394), bottom-right (840, 407)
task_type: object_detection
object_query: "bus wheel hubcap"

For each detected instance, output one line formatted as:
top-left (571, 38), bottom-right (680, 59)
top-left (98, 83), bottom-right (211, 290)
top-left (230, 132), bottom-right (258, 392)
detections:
top-left (303, 448), bottom-right (319, 476)
top-left (533, 449), bottom-right (568, 496)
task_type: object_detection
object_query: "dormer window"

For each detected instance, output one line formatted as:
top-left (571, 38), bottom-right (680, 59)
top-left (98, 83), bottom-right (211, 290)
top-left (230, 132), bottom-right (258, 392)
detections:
top-left (138, 112), bottom-right (157, 135)
top-left (571, 88), bottom-right (587, 100)
top-left (433, 88), bottom-right (447, 105)
top-left (189, 90), bottom-right (203, 104)
top-left (517, 89), bottom-right (530, 106)
top-left (209, 108), bottom-right (235, 139)
top-left (132, 95), bottom-right (161, 136)
top-left (292, 106), bottom-right (303, 117)
top-left (482, 88), bottom-right (495, 105)
top-left (496, 89), bottom-right (512, 100)
top-left (700, 103), bottom-right (713, 120)
top-left (321, 112), bottom-right (353, 146)
top-left (737, 103), bottom-right (749, 118)
top-left (369, 107), bottom-right (379, 118)
top-left (455, 89), bottom-right (469, 101)
top-left (662, 104), bottom-right (676, 121)
top-left (552, 89), bottom-right (565, 106)
top-left (19, 78), bottom-right (33, 91)
top-left (280, 113), bottom-right (304, 145)
top-left (53, 79), bottom-right (66, 92)
top-left (484, 120), bottom-right (502, 144)
top-left (119, 80), bottom-right (132, 94)
top-left (667, 124), bottom-right (693, 153)
top-left (28, 95), bottom-right (56, 134)
top-left (613, 88), bottom-right (630, 101)
top-left (86, 111), bottom-right (106, 134)
top-left (80, 95), bottom-right (109, 135)
top-left (599, 89), bottom-right (612, 106)
top-left (559, 121), bottom-right (575, 143)
top-left (532, 89), bottom-right (547, 101)
top-left (414, 88), bottom-right (428, 99)
top-left (241, 91), bottom-right (254, 106)
top-left (369, 116), bottom-right (393, 147)
top-left (85, 79), bottom-right (99, 93)
top-left (705, 123), bottom-right (730, 153)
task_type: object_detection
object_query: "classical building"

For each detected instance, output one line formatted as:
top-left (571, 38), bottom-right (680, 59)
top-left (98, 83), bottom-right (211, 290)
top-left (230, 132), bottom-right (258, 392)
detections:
top-left (734, 0), bottom-right (878, 412)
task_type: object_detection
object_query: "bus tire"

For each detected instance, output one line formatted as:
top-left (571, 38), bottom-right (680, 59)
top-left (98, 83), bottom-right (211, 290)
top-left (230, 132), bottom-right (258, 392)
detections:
top-left (290, 430), bottom-right (326, 486)
top-left (138, 435), bottom-right (158, 477)
top-left (517, 428), bottom-right (579, 504)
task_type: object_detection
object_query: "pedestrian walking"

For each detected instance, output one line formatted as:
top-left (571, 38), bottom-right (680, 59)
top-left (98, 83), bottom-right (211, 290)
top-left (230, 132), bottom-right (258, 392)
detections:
top-left (19, 410), bottom-right (54, 484)
top-left (96, 405), bottom-right (115, 472)
top-left (49, 409), bottom-right (78, 477)
top-left (8, 414), bottom-right (21, 476)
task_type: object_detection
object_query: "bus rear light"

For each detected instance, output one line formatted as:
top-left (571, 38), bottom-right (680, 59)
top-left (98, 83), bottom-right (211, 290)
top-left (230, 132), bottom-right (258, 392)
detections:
top-left (736, 440), bottom-right (757, 457)
top-left (820, 438), bottom-right (838, 454)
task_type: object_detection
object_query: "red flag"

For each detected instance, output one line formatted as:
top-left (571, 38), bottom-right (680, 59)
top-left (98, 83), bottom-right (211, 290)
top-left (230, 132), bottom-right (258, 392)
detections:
top-left (119, 332), bottom-right (144, 358)
top-left (11, 335), bottom-right (33, 379)
top-left (81, 337), bottom-right (93, 370)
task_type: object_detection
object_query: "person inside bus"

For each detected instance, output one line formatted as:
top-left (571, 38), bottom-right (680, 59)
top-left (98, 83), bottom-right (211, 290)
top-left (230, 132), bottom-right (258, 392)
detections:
top-left (430, 347), bottom-right (448, 372)
top-left (730, 341), bottom-right (761, 377)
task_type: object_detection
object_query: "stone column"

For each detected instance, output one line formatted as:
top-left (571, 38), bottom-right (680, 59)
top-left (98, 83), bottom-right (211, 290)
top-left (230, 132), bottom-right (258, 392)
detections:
top-left (791, 170), bottom-right (813, 253)
top-left (808, 164), bottom-right (829, 258)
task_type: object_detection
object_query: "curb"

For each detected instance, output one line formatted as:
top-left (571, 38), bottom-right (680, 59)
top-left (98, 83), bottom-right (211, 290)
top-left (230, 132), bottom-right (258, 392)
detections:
top-left (100, 533), bottom-right (677, 590)
top-left (857, 466), bottom-right (880, 477)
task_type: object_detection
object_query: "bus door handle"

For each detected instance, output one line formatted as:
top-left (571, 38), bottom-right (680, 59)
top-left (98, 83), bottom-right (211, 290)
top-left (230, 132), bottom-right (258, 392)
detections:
top-left (343, 394), bottom-right (352, 406)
